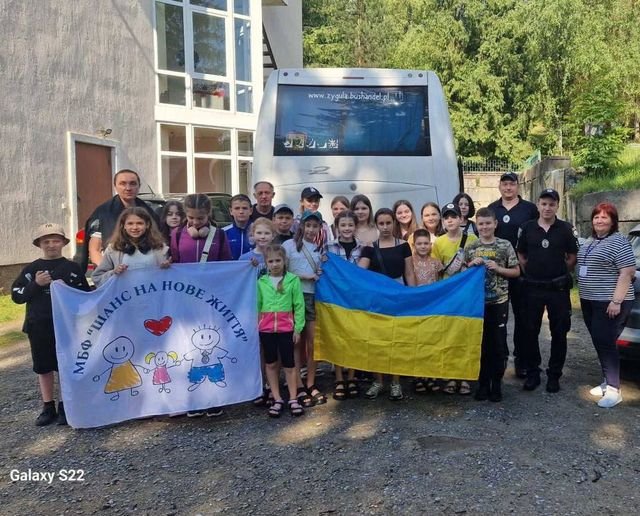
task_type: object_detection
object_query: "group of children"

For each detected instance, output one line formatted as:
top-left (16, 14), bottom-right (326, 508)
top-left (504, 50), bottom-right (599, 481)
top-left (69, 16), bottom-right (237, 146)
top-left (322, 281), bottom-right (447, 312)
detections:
top-left (13, 184), bottom-right (517, 427)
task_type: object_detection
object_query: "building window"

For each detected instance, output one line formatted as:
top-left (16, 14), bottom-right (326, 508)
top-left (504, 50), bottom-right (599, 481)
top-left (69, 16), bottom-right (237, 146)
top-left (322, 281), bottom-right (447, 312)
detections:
top-left (159, 123), bottom-right (253, 194)
top-left (154, 0), bottom-right (254, 114)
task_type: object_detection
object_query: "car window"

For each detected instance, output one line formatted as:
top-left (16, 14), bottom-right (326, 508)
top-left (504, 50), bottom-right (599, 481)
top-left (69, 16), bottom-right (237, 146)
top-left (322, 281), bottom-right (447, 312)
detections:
top-left (629, 235), bottom-right (640, 269)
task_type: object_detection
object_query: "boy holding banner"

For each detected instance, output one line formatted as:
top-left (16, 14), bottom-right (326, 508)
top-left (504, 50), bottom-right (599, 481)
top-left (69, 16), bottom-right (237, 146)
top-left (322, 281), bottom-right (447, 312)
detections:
top-left (464, 208), bottom-right (520, 402)
top-left (11, 223), bottom-right (90, 426)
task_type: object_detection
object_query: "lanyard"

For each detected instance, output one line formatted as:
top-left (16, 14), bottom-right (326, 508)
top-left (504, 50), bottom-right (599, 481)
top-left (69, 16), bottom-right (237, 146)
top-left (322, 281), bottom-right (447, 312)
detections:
top-left (583, 237), bottom-right (605, 261)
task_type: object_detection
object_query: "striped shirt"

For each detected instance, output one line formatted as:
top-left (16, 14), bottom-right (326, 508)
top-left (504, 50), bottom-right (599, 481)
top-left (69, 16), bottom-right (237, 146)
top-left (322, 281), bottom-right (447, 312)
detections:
top-left (577, 233), bottom-right (636, 301)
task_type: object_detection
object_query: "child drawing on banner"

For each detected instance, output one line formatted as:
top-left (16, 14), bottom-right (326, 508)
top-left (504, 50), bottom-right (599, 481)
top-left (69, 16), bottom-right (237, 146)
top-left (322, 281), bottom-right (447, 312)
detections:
top-left (144, 351), bottom-right (181, 393)
top-left (184, 325), bottom-right (237, 391)
top-left (93, 336), bottom-right (149, 401)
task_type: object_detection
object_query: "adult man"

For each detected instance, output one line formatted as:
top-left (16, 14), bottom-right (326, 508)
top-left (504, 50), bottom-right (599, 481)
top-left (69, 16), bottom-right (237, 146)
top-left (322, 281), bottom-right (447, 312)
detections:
top-left (248, 181), bottom-right (275, 222)
top-left (516, 189), bottom-right (578, 393)
top-left (81, 169), bottom-right (159, 272)
top-left (488, 172), bottom-right (539, 377)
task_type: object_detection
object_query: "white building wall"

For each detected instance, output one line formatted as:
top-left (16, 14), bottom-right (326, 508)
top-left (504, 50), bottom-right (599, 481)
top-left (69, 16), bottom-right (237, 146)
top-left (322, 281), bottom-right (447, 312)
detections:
top-left (0, 0), bottom-right (157, 265)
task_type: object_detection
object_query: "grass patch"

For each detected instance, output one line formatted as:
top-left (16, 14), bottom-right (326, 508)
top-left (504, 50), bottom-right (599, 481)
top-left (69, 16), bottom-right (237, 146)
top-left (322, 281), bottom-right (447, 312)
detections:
top-left (0, 331), bottom-right (25, 347)
top-left (0, 295), bottom-right (24, 324)
top-left (571, 144), bottom-right (640, 197)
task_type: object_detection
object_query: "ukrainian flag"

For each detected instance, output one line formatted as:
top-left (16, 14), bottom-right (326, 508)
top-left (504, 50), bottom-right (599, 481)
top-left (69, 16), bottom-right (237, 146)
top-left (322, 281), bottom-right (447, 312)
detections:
top-left (315, 254), bottom-right (485, 379)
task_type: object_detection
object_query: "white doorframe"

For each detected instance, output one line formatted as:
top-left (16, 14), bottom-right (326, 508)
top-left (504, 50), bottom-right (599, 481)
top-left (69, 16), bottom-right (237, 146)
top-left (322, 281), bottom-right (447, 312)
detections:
top-left (66, 132), bottom-right (120, 256)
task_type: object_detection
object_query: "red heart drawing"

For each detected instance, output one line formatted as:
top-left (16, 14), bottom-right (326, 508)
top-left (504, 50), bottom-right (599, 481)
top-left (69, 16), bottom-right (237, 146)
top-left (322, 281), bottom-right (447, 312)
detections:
top-left (144, 316), bottom-right (172, 336)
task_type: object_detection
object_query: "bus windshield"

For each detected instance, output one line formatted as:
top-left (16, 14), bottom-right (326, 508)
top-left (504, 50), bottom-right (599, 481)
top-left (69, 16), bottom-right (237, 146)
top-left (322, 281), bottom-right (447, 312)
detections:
top-left (274, 85), bottom-right (431, 157)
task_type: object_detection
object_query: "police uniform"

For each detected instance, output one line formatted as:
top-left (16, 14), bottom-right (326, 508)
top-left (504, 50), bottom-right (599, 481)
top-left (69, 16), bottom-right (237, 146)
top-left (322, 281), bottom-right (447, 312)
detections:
top-left (517, 211), bottom-right (578, 386)
top-left (487, 194), bottom-right (538, 372)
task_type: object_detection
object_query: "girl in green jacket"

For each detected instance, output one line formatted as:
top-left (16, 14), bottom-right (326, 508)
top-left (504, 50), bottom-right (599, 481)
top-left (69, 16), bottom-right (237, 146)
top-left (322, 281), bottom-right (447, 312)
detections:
top-left (257, 244), bottom-right (306, 417)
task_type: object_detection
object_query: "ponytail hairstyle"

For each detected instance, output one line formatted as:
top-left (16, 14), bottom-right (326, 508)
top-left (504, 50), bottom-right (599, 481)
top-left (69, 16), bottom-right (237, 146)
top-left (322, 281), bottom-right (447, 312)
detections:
top-left (374, 207), bottom-right (395, 224)
top-left (184, 194), bottom-right (213, 224)
top-left (392, 199), bottom-right (417, 240)
top-left (110, 207), bottom-right (165, 254)
top-left (334, 210), bottom-right (358, 237)
top-left (264, 244), bottom-right (288, 293)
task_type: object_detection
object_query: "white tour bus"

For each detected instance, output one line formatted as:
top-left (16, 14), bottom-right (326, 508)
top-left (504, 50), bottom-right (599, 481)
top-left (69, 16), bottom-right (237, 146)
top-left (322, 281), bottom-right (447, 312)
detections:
top-left (253, 68), bottom-right (460, 221)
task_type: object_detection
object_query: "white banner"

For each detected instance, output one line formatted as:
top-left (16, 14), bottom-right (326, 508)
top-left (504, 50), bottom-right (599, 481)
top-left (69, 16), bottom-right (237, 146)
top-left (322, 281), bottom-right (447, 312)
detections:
top-left (51, 262), bottom-right (261, 428)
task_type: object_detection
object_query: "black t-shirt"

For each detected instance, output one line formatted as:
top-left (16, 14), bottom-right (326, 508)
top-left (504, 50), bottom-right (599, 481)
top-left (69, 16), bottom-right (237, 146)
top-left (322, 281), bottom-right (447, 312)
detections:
top-left (249, 204), bottom-right (275, 222)
top-left (340, 240), bottom-right (357, 261)
top-left (488, 196), bottom-right (539, 249)
top-left (361, 240), bottom-right (412, 280)
top-left (516, 218), bottom-right (578, 280)
top-left (11, 258), bottom-right (91, 332)
top-left (273, 232), bottom-right (293, 244)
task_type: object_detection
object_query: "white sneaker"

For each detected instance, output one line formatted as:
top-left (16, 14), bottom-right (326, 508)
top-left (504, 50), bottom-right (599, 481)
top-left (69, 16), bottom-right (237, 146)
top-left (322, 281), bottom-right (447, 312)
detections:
top-left (589, 383), bottom-right (607, 397)
top-left (365, 381), bottom-right (384, 399)
top-left (597, 386), bottom-right (622, 408)
top-left (389, 382), bottom-right (403, 401)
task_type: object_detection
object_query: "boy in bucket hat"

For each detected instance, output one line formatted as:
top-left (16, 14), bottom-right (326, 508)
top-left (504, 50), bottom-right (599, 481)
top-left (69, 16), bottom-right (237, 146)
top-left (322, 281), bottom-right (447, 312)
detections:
top-left (11, 223), bottom-right (90, 426)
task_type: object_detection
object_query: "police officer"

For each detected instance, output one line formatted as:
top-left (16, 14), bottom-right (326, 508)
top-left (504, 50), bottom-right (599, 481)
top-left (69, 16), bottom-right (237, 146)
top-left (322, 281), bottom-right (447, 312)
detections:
top-left (516, 188), bottom-right (578, 393)
top-left (488, 172), bottom-right (538, 377)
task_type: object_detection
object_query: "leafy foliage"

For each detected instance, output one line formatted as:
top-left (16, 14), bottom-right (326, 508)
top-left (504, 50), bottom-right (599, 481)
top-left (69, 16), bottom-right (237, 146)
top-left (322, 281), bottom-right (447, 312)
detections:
top-left (302, 0), bottom-right (638, 167)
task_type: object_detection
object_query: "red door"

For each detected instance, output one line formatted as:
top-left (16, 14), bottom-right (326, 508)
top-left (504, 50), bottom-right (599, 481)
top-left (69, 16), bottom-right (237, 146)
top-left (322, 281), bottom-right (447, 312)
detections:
top-left (75, 142), bottom-right (113, 230)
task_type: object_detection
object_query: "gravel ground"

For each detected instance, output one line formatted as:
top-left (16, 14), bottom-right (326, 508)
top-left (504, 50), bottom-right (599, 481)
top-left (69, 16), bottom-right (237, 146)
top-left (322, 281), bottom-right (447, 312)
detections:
top-left (1, 311), bottom-right (640, 515)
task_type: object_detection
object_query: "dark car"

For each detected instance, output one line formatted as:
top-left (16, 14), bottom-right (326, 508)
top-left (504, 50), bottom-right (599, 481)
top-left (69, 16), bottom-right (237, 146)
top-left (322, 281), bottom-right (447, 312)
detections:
top-left (74, 192), bottom-right (233, 271)
top-left (137, 192), bottom-right (233, 228)
top-left (617, 224), bottom-right (640, 360)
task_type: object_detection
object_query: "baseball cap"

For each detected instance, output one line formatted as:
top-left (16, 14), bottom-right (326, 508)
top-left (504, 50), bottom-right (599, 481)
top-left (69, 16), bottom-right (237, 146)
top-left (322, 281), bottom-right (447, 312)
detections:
top-left (300, 210), bottom-right (324, 223)
top-left (441, 203), bottom-right (461, 218)
top-left (273, 203), bottom-right (294, 215)
top-left (500, 172), bottom-right (518, 182)
top-left (33, 223), bottom-right (70, 247)
top-left (300, 186), bottom-right (323, 199)
top-left (539, 188), bottom-right (560, 202)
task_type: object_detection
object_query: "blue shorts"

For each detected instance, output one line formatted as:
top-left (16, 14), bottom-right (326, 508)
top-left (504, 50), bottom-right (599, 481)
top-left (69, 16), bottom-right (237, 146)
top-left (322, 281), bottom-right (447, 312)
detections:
top-left (188, 364), bottom-right (225, 383)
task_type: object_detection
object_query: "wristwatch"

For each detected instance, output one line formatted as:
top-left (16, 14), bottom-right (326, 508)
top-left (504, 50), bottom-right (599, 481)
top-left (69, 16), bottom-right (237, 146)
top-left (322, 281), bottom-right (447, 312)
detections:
top-left (611, 300), bottom-right (622, 305)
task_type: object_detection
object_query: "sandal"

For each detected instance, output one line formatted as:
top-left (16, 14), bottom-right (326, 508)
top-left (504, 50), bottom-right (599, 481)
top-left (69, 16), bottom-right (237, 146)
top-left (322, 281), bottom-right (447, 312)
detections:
top-left (333, 381), bottom-right (347, 401)
top-left (443, 380), bottom-right (458, 394)
top-left (253, 387), bottom-right (272, 407)
top-left (459, 381), bottom-right (472, 395)
top-left (268, 400), bottom-right (284, 418)
top-left (427, 378), bottom-right (441, 392)
top-left (414, 378), bottom-right (428, 394)
top-left (347, 381), bottom-right (359, 398)
top-left (296, 387), bottom-right (314, 408)
top-left (308, 384), bottom-right (327, 405)
top-left (288, 399), bottom-right (304, 417)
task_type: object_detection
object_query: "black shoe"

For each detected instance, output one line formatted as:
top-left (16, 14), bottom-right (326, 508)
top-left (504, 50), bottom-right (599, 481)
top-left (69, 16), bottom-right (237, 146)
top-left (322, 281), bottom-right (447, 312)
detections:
top-left (206, 407), bottom-right (224, 417)
top-left (489, 379), bottom-right (503, 402)
top-left (515, 368), bottom-right (528, 379)
top-left (546, 377), bottom-right (560, 393)
top-left (474, 382), bottom-right (490, 401)
top-left (56, 402), bottom-right (68, 426)
top-left (523, 374), bottom-right (541, 391)
top-left (36, 403), bottom-right (57, 427)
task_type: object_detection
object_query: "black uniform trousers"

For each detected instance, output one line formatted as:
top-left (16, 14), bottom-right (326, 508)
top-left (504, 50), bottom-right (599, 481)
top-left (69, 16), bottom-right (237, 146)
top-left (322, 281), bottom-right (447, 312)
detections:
top-left (508, 278), bottom-right (527, 368)
top-left (523, 285), bottom-right (571, 378)
top-left (479, 301), bottom-right (509, 384)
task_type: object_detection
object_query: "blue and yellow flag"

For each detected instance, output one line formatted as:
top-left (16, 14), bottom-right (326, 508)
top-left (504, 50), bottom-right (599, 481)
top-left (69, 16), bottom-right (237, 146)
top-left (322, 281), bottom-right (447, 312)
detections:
top-left (315, 254), bottom-right (485, 380)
